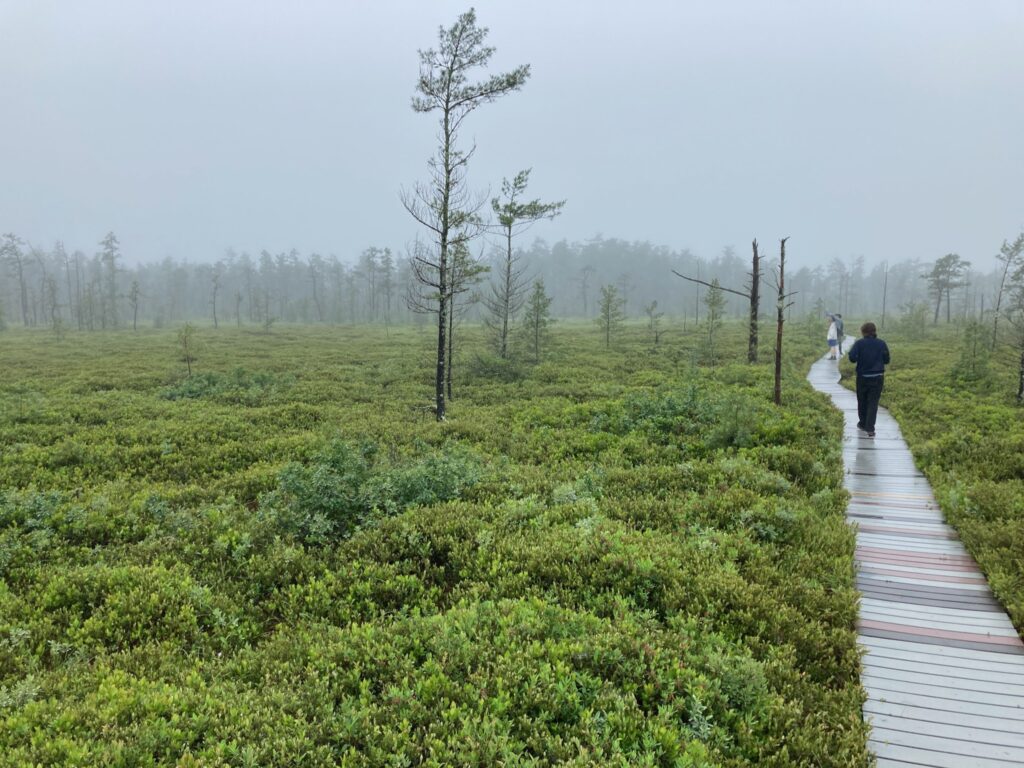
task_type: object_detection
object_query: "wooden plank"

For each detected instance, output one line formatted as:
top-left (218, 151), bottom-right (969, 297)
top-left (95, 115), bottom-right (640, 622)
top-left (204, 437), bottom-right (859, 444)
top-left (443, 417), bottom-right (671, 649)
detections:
top-left (869, 726), bottom-right (1024, 763)
top-left (856, 577), bottom-right (1000, 602)
top-left (856, 551), bottom-right (980, 572)
top-left (863, 673), bottom-right (1024, 708)
top-left (858, 572), bottom-right (989, 588)
top-left (869, 740), bottom-right (1024, 768)
top-left (860, 619), bottom-right (1022, 647)
top-left (858, 524), bottom-right (957, 540)
top-left (868, 714), bottom-right (1024, 749)
top-left (861, 626), bottom-right (1024, 655)
top-left (847, 493), bottom-right (937, 505)
top-left (861, 595), bottom-right (1014, 618)
top-left (865, 656), bottom-right (1024, 688)
top-left (860, 595), bottom-right (1016, 618)
top-left (849, 512), bottom-right (948, 525)
top-left (863, 684), bottom-right (1024, 721)
top-left (859, 573), bottom-right (992, 591)
top-left (856, 586), bottom-right (1004, 612)
top-left (860, 599), bottom-right (1018, 627)
top-left (863, 651), bottom-right (1024, 681)
top-left (857, 590), bottom-right (1002, 615)
top-left (856, 547), bottom-right (976, 565)
top-left (860, 608), bottom-right (1018, 636)
top-left (845, 468), bottom-right (925, 478)
top-left (864, 700), bottom-right (1024, 735)
top-left (859, 610), bottom-right (1020, 637)
top-left (861, 636), bottom-right (1024, 669)
top-left (858, 561), bottom-right (985, 578)
top-left (856, 586), bottom-right (995, 609)
top-left (862, 664), bottom-right (1024, 696)
top-left (855, 534), bottom-right (966, 550)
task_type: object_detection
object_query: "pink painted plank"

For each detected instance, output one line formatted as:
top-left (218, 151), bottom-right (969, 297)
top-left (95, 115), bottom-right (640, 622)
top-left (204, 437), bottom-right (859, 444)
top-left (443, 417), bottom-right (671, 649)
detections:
top-left (859, 566), bottom-right (988, 585)
top-left (860, 620), bottom-right (1024, 648)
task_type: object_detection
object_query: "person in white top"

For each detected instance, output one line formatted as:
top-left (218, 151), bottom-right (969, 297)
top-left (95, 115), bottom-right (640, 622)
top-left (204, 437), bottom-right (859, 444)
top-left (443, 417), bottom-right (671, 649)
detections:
top-left (826, 317), bottom-right (839, 359)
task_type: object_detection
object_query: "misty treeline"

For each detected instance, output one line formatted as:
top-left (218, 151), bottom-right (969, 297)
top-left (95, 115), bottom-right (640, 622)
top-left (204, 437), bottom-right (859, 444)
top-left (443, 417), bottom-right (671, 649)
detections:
top-left (4, 5), bottom-right (1024, 410)
top-left (2, 230), bottom-right (1021, 334)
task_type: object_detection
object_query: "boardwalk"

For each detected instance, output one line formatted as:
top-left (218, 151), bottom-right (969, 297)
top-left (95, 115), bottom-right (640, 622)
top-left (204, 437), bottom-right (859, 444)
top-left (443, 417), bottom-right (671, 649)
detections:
top-left (807, 349), bottom-right (1024, 768)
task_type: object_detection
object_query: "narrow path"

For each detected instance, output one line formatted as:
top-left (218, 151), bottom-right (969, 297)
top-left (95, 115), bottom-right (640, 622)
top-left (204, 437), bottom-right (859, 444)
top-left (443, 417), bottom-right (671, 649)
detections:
top-left (807, 348), bottom-right (1024, 768)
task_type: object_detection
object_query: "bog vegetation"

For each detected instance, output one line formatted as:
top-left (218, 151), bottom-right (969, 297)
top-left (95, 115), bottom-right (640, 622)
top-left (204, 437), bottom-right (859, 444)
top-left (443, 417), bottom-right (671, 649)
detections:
top-left (2, 6), bottom-right (1022, 766)
top-left (0, 321), bottom-right (871, 766)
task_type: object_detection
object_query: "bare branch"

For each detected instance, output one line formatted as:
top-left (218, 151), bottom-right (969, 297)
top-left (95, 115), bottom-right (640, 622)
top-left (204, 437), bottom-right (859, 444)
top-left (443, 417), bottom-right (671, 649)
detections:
top-left (671, 270), bottom-right (750, 299)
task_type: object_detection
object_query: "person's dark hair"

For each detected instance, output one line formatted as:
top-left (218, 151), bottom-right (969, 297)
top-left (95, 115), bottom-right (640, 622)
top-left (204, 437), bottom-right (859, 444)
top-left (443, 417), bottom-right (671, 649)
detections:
top-left (861, 322), bottom-right (877, 337)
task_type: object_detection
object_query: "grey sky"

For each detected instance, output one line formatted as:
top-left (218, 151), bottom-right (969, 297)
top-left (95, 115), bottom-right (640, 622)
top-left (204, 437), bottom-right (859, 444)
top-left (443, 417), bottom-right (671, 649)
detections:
top-left (2, 0), bottom-right (1022, 268)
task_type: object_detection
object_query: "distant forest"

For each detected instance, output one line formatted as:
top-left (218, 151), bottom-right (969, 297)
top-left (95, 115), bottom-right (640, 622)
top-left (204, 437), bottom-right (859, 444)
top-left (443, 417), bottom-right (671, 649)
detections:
top-left (0, 230), bottom-right (1016, 331)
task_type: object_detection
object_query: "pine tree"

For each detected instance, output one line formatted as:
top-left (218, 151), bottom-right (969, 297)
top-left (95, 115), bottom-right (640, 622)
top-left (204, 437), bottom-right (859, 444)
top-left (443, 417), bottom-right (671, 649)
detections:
top-left (486, 169), bottom-right (564, 358)
top-left (596, 284), bottom-right (625, 349)
top-left (521, 279), bottom-right (553, 363)
top-left (402, 9), bottom-right (530, 420)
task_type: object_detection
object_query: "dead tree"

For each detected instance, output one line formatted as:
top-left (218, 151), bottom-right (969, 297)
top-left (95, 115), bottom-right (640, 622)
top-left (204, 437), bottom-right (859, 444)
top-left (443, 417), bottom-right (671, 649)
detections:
top-left (772, 237), bottom-right (796, 406)
top-left (673, 239), bottom-right (764, 362)
top-left (128, 280), bottom-right (141, 332)
top-left (210, 271), bottom-right (221, 329)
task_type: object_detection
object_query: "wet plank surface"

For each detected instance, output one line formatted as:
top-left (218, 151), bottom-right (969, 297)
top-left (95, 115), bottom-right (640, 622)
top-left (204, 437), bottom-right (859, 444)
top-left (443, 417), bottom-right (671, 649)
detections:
top-left (807, 348), bottom-right (1024, 767)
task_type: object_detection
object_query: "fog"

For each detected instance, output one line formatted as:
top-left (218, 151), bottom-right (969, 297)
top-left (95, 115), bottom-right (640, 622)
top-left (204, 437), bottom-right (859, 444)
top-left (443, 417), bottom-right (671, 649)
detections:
top-left (2, 0), bottom-right (1022, 269)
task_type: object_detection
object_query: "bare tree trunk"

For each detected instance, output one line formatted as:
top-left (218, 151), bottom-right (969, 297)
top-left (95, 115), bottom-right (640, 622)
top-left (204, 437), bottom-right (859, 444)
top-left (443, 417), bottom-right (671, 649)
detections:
top-left (880, 262), bottom-right (888, 329)
top-left (446, 290), bottom-right (455, 402)
top-left (211, 277), bottom-right (220, 329)
top-left (534, 314), bottom-right (541, 363)
top-left (500, 228), bottom-right (512, 358)
top-left (773, 237), bottom-right (790, 406)
top-left (311, 268), bottom-right (323, 323)
top-left (694, 262), bottom-right (701, 325)
top-left (15, 258), bottom-right (29, 326)
top-left (436, 255), bottom-right (448, 420)
top-left (74, 253), bottom-right (83, 330)
top-left (1018, 348), bottom-right (1024, 404)
top-left (62, 249), bottom-right (75, 330)
top-left (748, 239), bottom-right (760, 363)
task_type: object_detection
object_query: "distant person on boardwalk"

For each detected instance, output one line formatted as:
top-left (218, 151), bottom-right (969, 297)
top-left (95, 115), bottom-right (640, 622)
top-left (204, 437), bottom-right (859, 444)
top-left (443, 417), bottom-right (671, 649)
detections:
top-left (826, 315), bottom-right (839, 359)
top-left (833, 313), bottom-right (845, 354)
top-left (847, 322), bottom-right (890, 438)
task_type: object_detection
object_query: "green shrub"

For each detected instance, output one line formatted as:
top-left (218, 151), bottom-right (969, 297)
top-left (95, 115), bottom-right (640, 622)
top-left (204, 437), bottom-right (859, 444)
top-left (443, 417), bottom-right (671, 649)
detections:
top-left (259, 440), bottom-right (483, 544)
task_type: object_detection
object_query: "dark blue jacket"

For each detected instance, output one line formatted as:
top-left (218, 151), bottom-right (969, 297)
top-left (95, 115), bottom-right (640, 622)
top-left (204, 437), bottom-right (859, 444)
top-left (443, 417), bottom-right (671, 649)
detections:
top-left (848, 336), bottom-right (890, 376)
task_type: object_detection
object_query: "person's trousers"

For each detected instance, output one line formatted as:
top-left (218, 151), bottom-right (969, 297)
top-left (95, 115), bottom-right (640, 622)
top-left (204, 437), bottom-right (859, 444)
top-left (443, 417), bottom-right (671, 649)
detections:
top-left (856, 375), bottom-right (884, 432)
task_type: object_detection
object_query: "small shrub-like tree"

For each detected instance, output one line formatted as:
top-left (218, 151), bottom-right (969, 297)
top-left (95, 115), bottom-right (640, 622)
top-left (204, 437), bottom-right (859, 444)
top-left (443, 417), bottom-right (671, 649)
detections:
top-left (177, 323), bottom-right (197, 377)
top-left (596, 284), bottom-right (625, 349)
top-left (953, 318), bottom-right (992, 387)
top-left (701, 279), bottom-right (726, 363)
top-left (521, 279), bottom-right (553, 363)
top-left (644, 300), bottom-right (665, 345)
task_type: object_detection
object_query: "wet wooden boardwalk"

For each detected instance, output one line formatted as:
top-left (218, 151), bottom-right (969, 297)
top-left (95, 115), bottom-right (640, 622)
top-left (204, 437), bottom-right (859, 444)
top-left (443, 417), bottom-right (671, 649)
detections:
top-left (808, 349), bottom-right (1024, 767)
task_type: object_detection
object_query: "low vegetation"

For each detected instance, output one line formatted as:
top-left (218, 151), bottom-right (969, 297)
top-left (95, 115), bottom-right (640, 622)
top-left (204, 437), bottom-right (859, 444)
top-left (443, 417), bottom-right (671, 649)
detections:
top-left (0, 323), bottom-right (869, 766)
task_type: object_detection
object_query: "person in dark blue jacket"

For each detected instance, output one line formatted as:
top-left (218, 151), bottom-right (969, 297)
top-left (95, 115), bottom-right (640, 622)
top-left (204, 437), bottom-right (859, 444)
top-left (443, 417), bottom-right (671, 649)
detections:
top-left (847, 322), bottom-right (890, 437)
